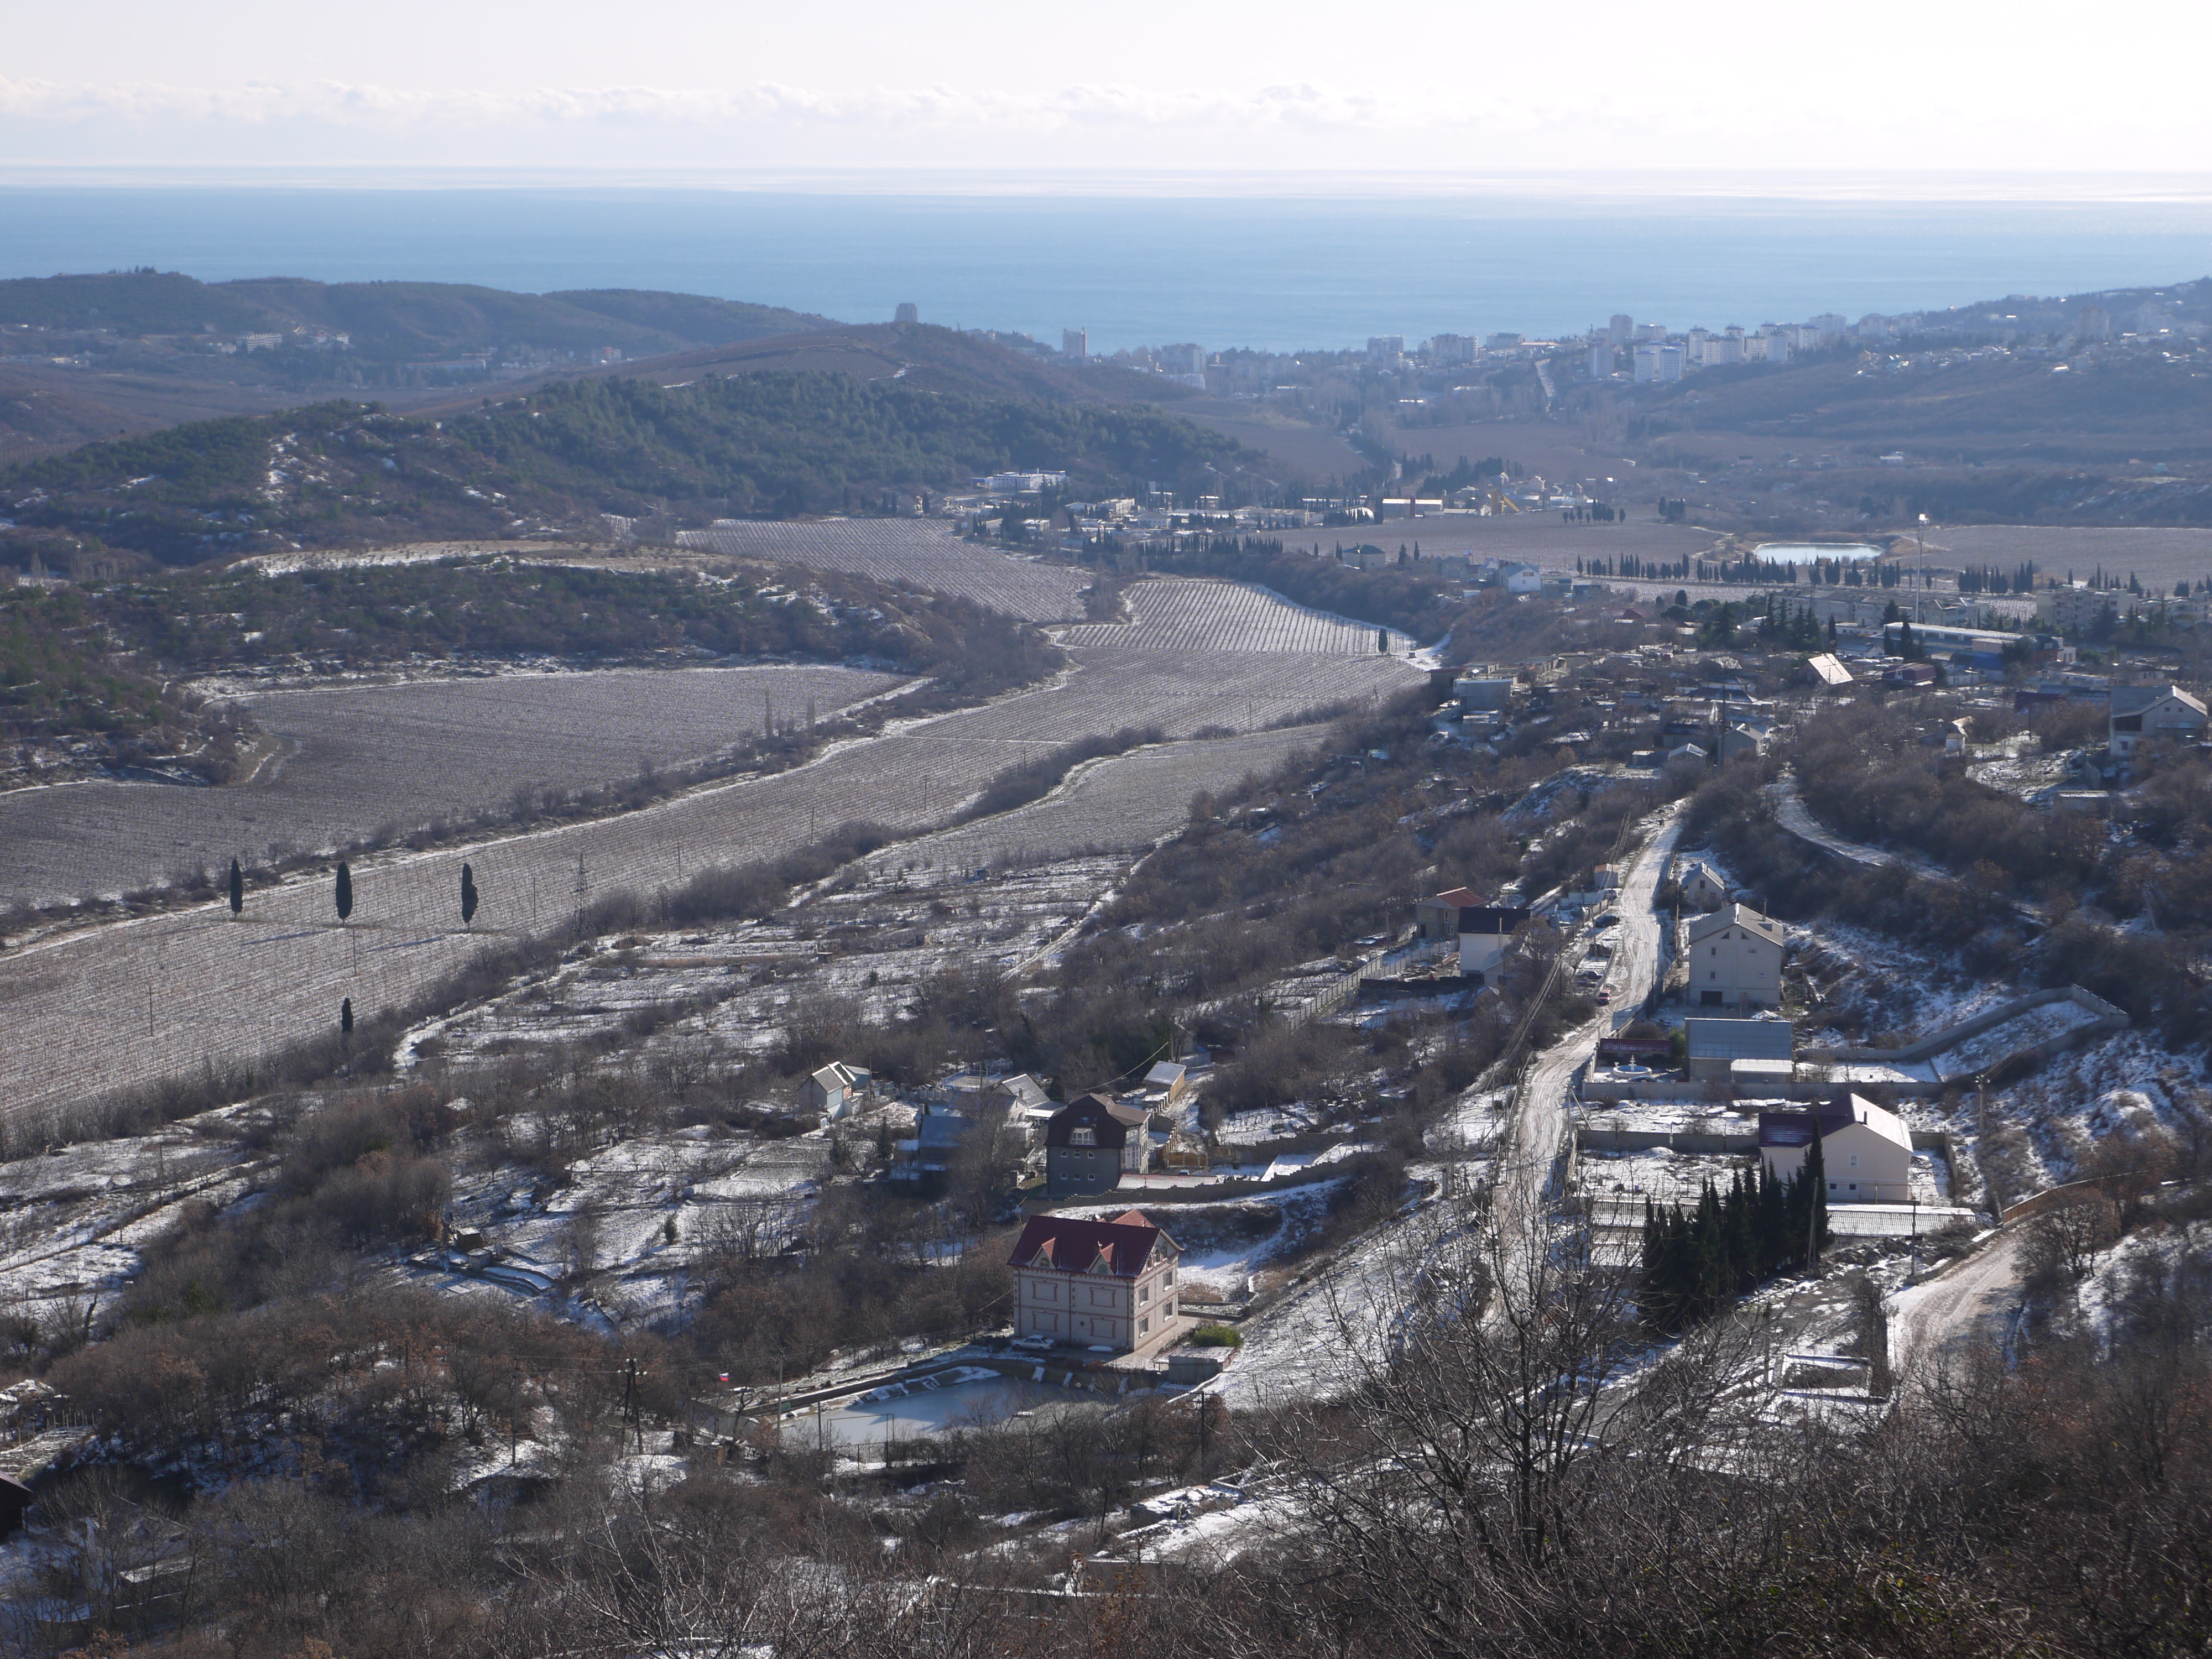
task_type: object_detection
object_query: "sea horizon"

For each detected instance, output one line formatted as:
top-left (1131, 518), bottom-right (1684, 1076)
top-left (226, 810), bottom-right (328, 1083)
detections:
top-left (6, 176), bottom-right (2211, 353)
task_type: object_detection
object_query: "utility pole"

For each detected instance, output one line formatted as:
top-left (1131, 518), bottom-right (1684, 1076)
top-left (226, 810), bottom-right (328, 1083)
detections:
top-left (1914, 513), bottom-right (1928, 624)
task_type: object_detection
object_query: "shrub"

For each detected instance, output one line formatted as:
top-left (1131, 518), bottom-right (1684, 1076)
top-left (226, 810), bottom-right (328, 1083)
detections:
top-left (1191, 1323), bottom-right (1243, 1347)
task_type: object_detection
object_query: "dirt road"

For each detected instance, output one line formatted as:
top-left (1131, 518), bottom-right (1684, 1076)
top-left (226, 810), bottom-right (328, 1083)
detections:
top-left (1888, 1231), bottom-right (2026, 1373)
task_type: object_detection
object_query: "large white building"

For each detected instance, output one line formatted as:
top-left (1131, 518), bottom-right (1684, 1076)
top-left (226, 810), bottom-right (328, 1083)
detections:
top-left (1684, 902), bottom-right (1785, 1009)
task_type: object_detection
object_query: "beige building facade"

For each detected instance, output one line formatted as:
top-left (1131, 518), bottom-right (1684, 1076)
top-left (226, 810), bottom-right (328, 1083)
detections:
top-left (1009, 1209), bottom-right (1182, 1353)
top-left (1684, 902), bottom-right (1784, 1009)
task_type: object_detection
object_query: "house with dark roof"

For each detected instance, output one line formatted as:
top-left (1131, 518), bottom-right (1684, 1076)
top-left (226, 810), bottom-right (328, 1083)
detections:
top-left (1044, 1094), bottom-right (1154, 1196)
top-left (1759, 1092), bottom-right (1912, 1203)
top-left (1008, 1208), bottom-right (1183, 1352)
top-left (1457, 905), bottom-right (1532, 980)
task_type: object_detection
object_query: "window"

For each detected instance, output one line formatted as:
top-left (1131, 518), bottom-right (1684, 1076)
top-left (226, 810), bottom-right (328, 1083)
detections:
top-left (1071, 1127), bottom-right (1095, 1146)
top-left (1849, 1152), bottom-right (1859, 1169)
top-left (1139, 1285), bottom-right (1150, 1305)
top-left (1139, 1317), bottom-right (1149, 1335)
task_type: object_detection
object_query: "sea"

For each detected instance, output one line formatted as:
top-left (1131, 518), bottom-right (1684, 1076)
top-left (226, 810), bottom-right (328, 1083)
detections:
top-left (6, 184), bottom-right (2212, 354)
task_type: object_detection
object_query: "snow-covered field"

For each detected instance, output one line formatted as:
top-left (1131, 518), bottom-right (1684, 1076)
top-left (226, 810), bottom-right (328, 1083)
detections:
top-left (0, 571), bottom-right (1422, 1125)
top-left (677, 520), bottom-right (1088, 622)
top-left (0, 663), bottom-right (909, 908)
top-left (1059, 578), bottom-right (1413, 655)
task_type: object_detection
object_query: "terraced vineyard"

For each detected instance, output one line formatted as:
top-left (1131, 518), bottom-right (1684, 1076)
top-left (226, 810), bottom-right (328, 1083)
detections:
top-left (676, 519), bottom-right (1087, 621)
top-left (1060, 577), bottom-right (1414, 654)
top-left (0, 575), bottom-right (1422, 1121)
top-left (0, 664), bottom-right (905, 908)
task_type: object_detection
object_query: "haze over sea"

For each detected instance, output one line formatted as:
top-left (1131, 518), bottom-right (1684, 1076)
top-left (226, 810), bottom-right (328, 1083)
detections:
top-left (7, 180), bottom-right (2212, 354)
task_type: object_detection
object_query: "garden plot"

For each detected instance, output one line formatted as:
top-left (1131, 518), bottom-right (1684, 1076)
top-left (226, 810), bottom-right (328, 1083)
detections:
top-left (677, 520), bottom-right (1087, 622)
top-left (1966, 748), bottom-right (2071, 800)
top-left (0, 1110), bottom-right (264, 1329)
top-left (404, 1129), bottom-right (832, 1328)
top-left (1059, 1190), bottom-right (1337, 1296)
top-left (1059, 578), bottom-right (1412, 655)
top-left (0, 662), bottom-right (905, 909)
top-left (0, 578), bottom-right (1418, 1124)
top-left (411, 856), bottom-right (1130, 1082)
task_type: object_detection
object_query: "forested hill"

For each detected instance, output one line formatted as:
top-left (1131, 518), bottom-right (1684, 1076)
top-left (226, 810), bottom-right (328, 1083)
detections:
top-left (0, 270), bottom-right (831, 364)
top-left (0, 372), bottom-right (1252, 567)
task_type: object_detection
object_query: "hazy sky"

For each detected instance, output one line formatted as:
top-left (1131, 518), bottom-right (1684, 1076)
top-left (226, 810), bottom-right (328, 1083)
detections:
top-left (4, 0), bottom-right (2207, 180)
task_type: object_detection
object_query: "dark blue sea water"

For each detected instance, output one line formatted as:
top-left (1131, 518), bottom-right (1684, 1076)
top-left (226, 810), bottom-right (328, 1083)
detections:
top-left (5, 187), bottom-right (2211, 353)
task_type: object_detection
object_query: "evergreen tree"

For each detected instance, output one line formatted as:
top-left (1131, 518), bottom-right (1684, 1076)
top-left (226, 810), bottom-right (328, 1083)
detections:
top-left (335, 862), bottom-right (354, 922)
top-left (227, 857), bottom-right (244, 916)
top-left (341, 996), bottom-right (354, 1036)
top-left (460, 862), bottom-right (479, 928)
top-left (1377, 627), bottom-right (1390, 654)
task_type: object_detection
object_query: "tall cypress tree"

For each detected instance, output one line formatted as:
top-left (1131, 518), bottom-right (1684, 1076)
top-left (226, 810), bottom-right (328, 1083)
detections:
top-left (460, 863), bottom-right (479, 928)
top-left (227, 858), bottom-right (244, 916)
top-left (335, 863), bottom-right (354, 922)
top-left (1805, 1134), bottom-right (1832, 1261)
top-left (341, 997), bottom-right (354, 1036)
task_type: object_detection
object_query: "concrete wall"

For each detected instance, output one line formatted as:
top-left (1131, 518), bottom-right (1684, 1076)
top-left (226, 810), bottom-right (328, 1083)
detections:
top-left (1802, 985), bottom-right (2125, 1067)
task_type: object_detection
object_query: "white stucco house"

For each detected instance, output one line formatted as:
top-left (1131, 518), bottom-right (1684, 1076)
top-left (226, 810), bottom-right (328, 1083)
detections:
top-left (806, 1061), bottom-right (873, 1120)
top-left (2109, 684), bottom-right (2208, 758)
top-left (1677, 859), bottom-right (1729, 911)
top-left (1759, 1092), bottom-right (1913, 1203)
top-left (1458, 905), bottom-right (1532, 979)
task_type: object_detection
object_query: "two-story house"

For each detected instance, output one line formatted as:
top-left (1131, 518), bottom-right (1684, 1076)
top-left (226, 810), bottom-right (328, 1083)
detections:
top-left (1044, 1094), bottom-right (1154, 1196)
top-left (1684, 902), bottom-right (1785, 1009)
top-left (1677, 859), bottom-right (1729, 911)
top-left (2109, 684), bottom-right (2208, 759)
top-left (1008, 1208), bottom-right (1182, 1352)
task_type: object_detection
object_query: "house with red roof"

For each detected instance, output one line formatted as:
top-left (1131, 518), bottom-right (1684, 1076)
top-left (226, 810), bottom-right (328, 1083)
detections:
top-left (1008, 1208), bottom-right (1183, 1354)
top-left (1416, 887), bottom-right (1485, 941)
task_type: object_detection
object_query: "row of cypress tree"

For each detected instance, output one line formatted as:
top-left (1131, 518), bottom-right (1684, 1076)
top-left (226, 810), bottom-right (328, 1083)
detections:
top-left (1639, 1138), bottom-right (1832, 1335)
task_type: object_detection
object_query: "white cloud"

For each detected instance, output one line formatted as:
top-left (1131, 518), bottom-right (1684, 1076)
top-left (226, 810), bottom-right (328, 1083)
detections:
top-left (1, 72), bottom-right (2207, 174)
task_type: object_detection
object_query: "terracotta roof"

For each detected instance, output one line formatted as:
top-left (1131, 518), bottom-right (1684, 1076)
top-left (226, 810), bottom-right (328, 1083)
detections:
top-left (1008, 1209), bottom-right (1177, 1277)
top-left (1427, 886), bottom-right (1483, 907)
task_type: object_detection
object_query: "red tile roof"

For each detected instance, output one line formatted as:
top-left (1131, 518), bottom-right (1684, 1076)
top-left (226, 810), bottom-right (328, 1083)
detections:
top-left (1427, 886), bottom-right (1483, 907)
top-left (1008, 1209), bottom-right (1176, 1277)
